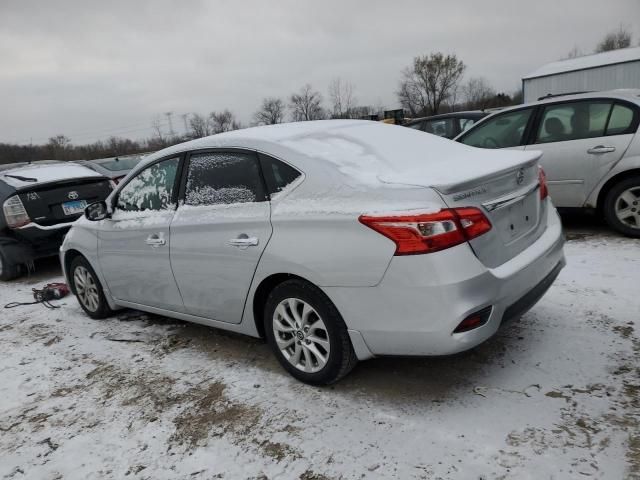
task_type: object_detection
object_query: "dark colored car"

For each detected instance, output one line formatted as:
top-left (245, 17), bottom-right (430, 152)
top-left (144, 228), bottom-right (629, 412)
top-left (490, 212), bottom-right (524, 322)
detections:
top-left (0, 160), bottom-right (113, 280)
top-left (404, 111), bottom-right (488, 139)
top-left (76, 154), bottom-right (148, 184)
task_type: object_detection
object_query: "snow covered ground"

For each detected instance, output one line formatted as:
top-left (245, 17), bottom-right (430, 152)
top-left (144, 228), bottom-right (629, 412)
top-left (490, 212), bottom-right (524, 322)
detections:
top-left (0, 220), bottom-right (638, 479)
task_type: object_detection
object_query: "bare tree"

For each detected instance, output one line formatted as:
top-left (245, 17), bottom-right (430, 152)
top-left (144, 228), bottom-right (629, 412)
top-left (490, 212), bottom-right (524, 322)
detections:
top-left (328, 78), bottom-right (356, 118)
top-left (289, 84), bottom-right (326, 121)
top-left (208, 110), bottom-right (241, 134)
top-left (462, 77), bottom-right (497, 110)
top-left (565, 46), bottom-right (584, 59)
top-left (188, 113), bottom-right (210, 138)
top-left (46, 135), bottom-right (71, 160)
top-left (253, 97), bottom-right (285, 125)
top-left (396, 52), bottom-right (466, 116)
top-left (595, 25), bottom-right (632, 53)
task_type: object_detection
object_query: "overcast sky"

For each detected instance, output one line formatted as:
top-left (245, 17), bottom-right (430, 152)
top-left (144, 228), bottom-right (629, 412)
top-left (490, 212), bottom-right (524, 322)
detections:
top-left (1, 0), bottom-right (638, 145)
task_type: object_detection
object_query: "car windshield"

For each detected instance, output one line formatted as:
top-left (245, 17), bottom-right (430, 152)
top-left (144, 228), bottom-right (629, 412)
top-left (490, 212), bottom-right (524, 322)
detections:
top-left (94, 156), bottom-right (142, 171)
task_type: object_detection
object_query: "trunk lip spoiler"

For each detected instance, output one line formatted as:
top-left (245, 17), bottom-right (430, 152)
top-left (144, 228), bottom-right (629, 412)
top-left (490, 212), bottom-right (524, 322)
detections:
top-left (432, 155), bottom-right (540, 195)
top-left (12, 176), bottom-right (110, 193)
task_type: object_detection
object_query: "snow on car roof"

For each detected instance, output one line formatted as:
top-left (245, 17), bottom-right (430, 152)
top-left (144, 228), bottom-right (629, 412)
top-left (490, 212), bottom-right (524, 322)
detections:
top-left (523, 46), bottom-right (640, 79)
top-left (2, 162), bottom-right (103, 188)
top-left (141, 120), bottom-right (540, 192)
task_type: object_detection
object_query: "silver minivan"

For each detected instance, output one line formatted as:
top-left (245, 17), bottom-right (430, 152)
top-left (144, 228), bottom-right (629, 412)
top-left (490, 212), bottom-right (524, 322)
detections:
top-left (456, 89), bottom-right (640, 237)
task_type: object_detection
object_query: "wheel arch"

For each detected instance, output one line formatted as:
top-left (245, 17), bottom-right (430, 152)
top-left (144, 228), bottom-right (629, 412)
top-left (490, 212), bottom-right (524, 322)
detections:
top-left (596, 168), bottom-right (640, 212)
top-left (251, 273), bottom-right (316, 338)
top-left (63, 249), bottom-right (85, 294)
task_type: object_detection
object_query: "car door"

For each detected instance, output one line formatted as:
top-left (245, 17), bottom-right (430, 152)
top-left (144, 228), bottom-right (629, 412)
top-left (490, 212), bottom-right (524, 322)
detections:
top-left (457, 108), bottom-right (534, 151)
top-left (524, 100), bottom-right (637, 207)
top-left (169, 150), bottom-right (273, 322)
top-left (98, 155), bottom-right (185, 311)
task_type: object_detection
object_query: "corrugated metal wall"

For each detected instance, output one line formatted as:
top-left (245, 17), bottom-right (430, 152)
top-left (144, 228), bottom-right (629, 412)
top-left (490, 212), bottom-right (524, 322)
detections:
top-left (523, 61), bottom-right (640, 102)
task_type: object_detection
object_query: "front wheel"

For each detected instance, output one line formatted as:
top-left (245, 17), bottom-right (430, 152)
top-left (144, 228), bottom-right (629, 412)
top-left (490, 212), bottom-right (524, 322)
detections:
top-left (603, 176), bottom-right (640, 238)
top-left (70, 256), bottom-right (113, 319)
top-left (264, 279), bottom-right (357, 385)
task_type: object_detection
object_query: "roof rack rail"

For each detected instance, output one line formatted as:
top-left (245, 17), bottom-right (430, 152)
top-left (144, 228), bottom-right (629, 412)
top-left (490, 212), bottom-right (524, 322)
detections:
top-left (537, 91), bottom-right (594, 101)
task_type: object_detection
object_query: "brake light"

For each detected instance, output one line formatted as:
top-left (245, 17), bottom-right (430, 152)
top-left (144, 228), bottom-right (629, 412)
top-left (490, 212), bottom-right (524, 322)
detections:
top-left (539, 167), bottom-right (548, 200)
top-left (359, 207), bottom-right (492, 255)
top-left (2, 195), bottom-right (31, 228)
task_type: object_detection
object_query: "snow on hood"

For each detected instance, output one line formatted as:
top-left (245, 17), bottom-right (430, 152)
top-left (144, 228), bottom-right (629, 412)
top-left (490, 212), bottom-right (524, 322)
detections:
top-left (2, 163), bottom-right (103, 188)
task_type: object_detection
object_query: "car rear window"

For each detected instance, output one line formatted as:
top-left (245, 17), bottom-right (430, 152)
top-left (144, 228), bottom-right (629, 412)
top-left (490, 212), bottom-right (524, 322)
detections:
top-left (95, 157), bottom-right (142, 171)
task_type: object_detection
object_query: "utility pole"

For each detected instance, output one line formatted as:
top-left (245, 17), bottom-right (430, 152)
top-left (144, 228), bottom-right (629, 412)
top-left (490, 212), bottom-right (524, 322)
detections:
top-left (164, 112), bottom-right (175, 137)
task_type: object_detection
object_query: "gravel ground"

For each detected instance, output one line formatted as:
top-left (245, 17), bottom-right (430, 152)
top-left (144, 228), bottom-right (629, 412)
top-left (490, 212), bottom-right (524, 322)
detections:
top-left (0, 214), bottom-right (638, 480)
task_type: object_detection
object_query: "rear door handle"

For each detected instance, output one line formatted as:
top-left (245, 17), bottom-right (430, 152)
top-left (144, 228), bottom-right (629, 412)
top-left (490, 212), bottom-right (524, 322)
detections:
top-left (145, 234), bottom-right (166, 247)
top-left (228, 236), bottom-right (259, 248)
top-left (587, 145), bottom-right (615, 154)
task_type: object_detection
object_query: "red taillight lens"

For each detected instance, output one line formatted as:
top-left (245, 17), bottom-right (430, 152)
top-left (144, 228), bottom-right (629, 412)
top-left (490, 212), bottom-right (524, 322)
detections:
top-left (453, 306), bottom-right (493, 333)
top-left (359, 207), bottom-right (492, 255)
top-left (539, 167), bottom-right (548, 200)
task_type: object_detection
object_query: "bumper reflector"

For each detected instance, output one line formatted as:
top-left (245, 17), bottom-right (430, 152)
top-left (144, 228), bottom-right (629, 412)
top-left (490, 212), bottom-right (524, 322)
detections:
top-left (453, 306), bottom-right (493, 334)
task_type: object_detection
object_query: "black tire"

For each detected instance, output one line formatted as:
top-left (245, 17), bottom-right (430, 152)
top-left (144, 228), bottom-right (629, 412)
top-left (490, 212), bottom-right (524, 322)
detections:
top-left (0, 246), bottom-right (21, 281)
top-left (69, 256), bottom-right (113, 319)
top-left (264, 279), bottom-right (357, 385)
top-left (603, 176), bottom-right (640, 238)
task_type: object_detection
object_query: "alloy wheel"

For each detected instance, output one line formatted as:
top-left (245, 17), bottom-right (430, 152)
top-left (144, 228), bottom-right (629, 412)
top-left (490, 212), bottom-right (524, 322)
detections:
top-left (614, 186), bottom-right (640, 229)
top-left (272, 298), bottom-right (331, 373)
top-left (73, 265), bottom-right (100, 312)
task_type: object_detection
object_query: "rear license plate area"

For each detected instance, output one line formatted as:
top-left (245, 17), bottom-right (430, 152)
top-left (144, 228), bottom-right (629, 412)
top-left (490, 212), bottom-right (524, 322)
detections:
top-left (62, 200), bottom-right (87, 216)
top-left (497, 195), bottom-right (538, 243)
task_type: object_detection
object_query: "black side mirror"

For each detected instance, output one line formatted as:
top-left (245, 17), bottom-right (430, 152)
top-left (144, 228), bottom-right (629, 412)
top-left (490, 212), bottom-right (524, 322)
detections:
top-left (85, 201), bottom-right (109, 221)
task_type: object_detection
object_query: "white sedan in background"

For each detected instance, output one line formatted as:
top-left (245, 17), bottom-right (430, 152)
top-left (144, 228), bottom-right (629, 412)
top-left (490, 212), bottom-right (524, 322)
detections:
top-left (60, 120), bottom-right (565, 384)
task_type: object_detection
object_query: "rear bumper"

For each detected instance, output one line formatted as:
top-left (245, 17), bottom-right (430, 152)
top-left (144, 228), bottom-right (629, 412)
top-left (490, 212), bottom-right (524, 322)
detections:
top-left (1, 223), bottom-right (72, 262)
top-left (324, 204), bottom-right (566, 358)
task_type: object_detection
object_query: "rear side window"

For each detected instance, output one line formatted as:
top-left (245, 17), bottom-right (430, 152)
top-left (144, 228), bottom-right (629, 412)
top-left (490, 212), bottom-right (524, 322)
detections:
top-left (606, 104), bottom-right (635, 135)
top-left (184, 151), bottom-right (265, 206)
top-left (459, 117), bottom-right (477, 133)
top-left (424, 118), bottom-right (455, 138)
top-left (460, 109), bottom-right (533, 148)
top-left (259, 154), bottom-right (301, 196)
top-left (535, 101), bottom-right (610, 144)
top-left (116, 157), bottom-right (179, 212)
top-left (406, 121), bottom-right (425, 131)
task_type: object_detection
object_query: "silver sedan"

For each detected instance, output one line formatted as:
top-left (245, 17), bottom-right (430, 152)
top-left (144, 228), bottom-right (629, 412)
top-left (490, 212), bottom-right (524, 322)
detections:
top-left (61, 120), bottom-right (565, 384)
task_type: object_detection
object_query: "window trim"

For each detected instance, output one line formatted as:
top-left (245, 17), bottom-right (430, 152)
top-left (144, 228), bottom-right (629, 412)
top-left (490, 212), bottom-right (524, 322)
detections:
top-left (112, 153), bottom-right (185, 213)
top-left (178, 148), bottom-right (268, 207)
top-left (605, 101), bottom-right (640, 136)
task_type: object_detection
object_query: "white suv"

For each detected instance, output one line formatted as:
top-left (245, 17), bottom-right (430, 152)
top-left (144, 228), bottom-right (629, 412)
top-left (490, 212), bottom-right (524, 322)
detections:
top-left (456, 89), bottom-right (640, 237)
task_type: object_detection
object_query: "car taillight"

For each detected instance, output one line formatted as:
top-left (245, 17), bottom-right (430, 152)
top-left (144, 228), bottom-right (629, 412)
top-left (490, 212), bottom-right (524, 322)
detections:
top-left (359, 207), bottom-right (492, 255)
top-left (539, 167), bottom-right (548, 200)
top-left (2, 195), bottom-right (31, 228)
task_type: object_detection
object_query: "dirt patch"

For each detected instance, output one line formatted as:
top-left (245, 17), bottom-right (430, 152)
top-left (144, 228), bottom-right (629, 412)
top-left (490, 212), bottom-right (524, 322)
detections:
top-left (259, 440), bottom-right (300, 462)
top-left (299, 471), bottom-right (334, 480)
top-left (170, 381), bottom-right (261, 448)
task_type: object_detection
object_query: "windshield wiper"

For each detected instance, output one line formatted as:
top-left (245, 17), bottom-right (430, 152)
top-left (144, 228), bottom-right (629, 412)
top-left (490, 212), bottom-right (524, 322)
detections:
top-left (4, 174), bottom-right (38, 182)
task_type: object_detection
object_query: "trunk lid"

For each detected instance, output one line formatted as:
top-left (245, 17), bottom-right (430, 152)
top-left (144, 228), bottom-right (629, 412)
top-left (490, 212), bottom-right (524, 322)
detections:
top-left (434, 154), bottom-right (547, 268)
top-left (17, 178), bottom-right (113, 226)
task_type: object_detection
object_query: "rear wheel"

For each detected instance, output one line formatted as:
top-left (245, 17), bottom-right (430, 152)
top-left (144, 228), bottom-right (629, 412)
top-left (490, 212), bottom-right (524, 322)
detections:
top-left (264, 279), bottom-right (357, 385)
top-left (603, 176), bottom-right (640, 238)
top-left (70, 256), bottom-right (113, 319)
top-left (0, 246), bottom-right (21, 281)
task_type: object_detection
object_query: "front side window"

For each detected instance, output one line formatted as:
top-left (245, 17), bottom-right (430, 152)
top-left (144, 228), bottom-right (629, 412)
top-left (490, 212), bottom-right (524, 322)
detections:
top-left (424, 118), bottom-right (455, 138)
top-left (184, 151), bottom-right (265, 206)
top-left (460, 109), bottom-right (533, 148)
top-left (116, 157), bottom-right (179, 212)
top-left (535, 101), bottom-right (611, 144)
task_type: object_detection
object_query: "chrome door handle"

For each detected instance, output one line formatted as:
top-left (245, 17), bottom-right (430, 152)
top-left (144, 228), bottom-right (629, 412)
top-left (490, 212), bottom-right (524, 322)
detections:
top-left (228, 237), bottom-right (259, 247)
top-left (145, 234), bottom-right (166, 247)
top-left (587, 145), bottom-right (615, 154)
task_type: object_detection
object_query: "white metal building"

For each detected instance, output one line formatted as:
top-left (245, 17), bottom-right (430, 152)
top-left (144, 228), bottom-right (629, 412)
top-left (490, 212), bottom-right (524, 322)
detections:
top-left (522, 46), bottom-right (640, 102)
